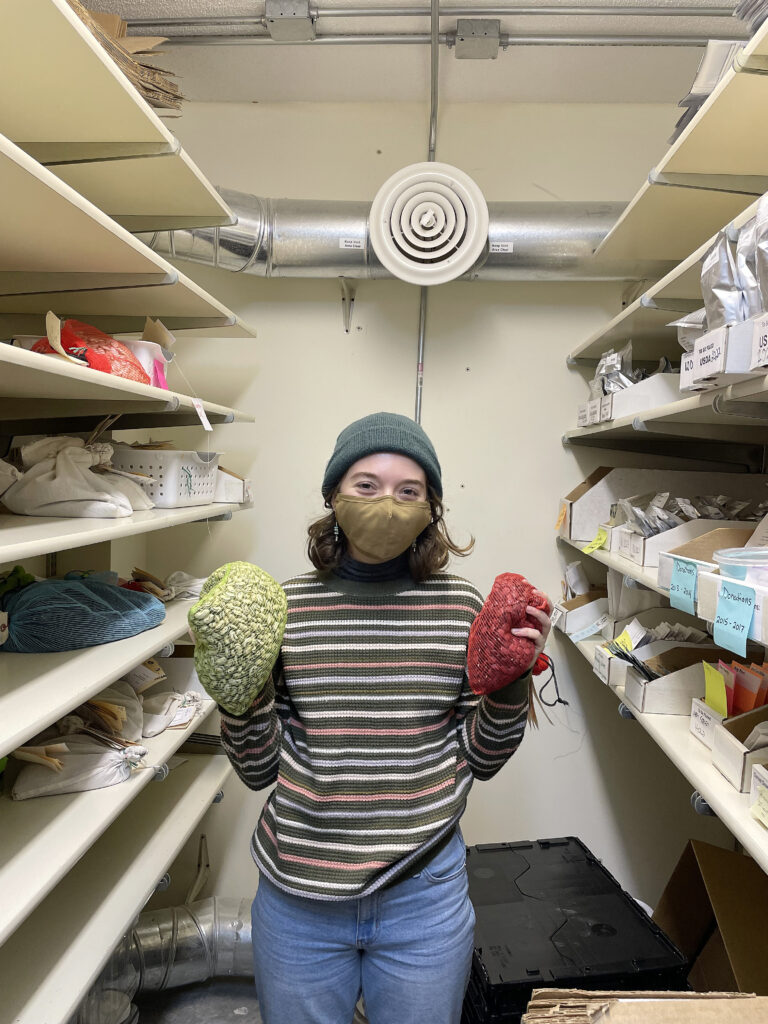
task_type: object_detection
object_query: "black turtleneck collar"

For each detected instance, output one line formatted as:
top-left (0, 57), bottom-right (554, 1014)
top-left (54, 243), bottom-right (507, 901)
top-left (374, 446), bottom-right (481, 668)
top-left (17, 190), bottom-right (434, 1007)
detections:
top-left (333, 550), bottom-right (412, 583)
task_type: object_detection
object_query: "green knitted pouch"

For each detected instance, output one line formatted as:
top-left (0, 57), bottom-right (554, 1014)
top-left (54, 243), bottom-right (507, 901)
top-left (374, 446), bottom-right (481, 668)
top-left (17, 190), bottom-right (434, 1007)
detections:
top-left (188, 561), bottom-right (287, 715)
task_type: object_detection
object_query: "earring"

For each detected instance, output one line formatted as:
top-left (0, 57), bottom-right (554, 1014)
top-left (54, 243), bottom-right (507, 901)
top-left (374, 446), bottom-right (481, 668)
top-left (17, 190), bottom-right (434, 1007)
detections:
top-left (333, 517), bottom-right (340, 543)
top-left (411, 540), bottom-right (417, 552)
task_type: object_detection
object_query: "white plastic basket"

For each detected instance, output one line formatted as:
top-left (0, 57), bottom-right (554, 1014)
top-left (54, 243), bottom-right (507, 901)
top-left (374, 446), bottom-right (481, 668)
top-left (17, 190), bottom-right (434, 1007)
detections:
top-left (111, 447), bottom-right (219, 508)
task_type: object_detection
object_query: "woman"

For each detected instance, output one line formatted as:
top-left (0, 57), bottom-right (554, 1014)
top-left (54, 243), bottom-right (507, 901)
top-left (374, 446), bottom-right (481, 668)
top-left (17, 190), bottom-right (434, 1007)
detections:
top-left (220, 411), bottom-right (552, 1024)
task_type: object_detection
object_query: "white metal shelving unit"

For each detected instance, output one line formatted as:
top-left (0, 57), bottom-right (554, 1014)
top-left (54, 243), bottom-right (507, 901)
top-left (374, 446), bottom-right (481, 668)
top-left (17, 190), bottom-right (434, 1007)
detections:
top-left (568, 639), bottom-right (768, 876)
top-left (594, 18), bottom-right (768, 267)
top-left (0, 5), bottom-right (243, 1015)
top-left (0, 754), bottom-right (231, 1024)
top-left (0, 701), bottom-right (217, 945)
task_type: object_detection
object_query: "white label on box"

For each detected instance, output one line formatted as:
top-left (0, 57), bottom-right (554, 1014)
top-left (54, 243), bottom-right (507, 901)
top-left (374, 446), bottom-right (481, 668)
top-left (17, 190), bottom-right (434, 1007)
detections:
top-left (490, 241), bottom-right (513, 253)
top-left (690, 698), bottom-right (721, 750)
top-left (593, 645), bottom-right (611, 683)
top-left (339, 237), bottom-right (364, 250)
top-left (751, 313), bottom-right (768, 370)
top-left (680, 351), bottom-right (696, 390)
top-left (569, 612), bottom-right (612, 643)
top-left (577, 404), bottom-right (588, 428)
top-left (587, 399), bottom-right (601, 425)
top-left (600, 395), bottom-right (613, 422)
top-left (619, 530), bottom-right (632, 557)
top-left (694, 329), bottom-right (727, 380)
top-left (549, 606), bottom-right (564, 631)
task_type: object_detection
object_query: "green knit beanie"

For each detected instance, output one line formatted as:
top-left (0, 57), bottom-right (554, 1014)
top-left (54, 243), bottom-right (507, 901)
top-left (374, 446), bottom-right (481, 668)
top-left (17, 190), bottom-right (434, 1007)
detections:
top-left (322, 412), bottom-right (442, 498)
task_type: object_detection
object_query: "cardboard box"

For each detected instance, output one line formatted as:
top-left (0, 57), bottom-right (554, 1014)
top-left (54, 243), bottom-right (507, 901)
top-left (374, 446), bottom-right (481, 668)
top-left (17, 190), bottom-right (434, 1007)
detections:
top-left (576, 404), bottom-right (588, 428)
top-left (623, 646), bottom-right (722, 715)
top-left (557, 468), bottom-right (768, 544)
top-left (690, 696), bottom-right (725, 750)
top-left (749, 310), bottom-right (768, 370)
top-left (692, 323), bottom-right (762, 387)
top-left (601, 606), bottom-right (699, 642)
top-left (522, 989), bottom-right (768, 1024)
top-left (712, 703), bottom-right (768, 791)
top-left (586, 398), bottom-right (602, 425)
top-left (214, 466), bottom-right (250, 504)
top-left (594, 639), bottom-right (708, 691)
top-left (608, 374), bottom-right (682, 420)
top-left (657, 527), bottom-right (756, 592)
top-left (697, 572), bottom-right (768, 643)
top-left (652, 839), bottom-right (768, 995)
top-left (552, 591), bottom-right (609, 636)
top-left (600, 394), bottom-right (613, 421)
top-left (616, 520), bottom-right (746, 569)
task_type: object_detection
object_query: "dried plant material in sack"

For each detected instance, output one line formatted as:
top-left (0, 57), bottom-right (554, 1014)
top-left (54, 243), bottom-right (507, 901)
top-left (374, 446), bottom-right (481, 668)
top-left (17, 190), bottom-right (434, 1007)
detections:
top-left (737, 217), bottom-right (763, 318)
top-left (33, 312), bottom-right (151, 384)
top-left (467, 573), bottom-right (549, 701)
top-left (701, 230), bottom-right (744, 329)
top-left (189, 562), bottom-right (288, 715)
top-left (10, 734), bottom-right (147, 800)
top-left (83, 681), bottom-right (144, 743)
top-left (0, 458), bottom-right (20, 498)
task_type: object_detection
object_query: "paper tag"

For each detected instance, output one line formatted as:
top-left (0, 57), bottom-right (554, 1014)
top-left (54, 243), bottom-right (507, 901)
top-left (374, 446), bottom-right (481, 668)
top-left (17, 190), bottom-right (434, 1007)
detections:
top-left (713, 580), bottom-right (755, 657)
top-left (625, 618), bottom-right (647, 649)
top-left (669, 556), bottom-right (698, 614)
top-left (746, 511), bottom-right (768, 548)
top-left (690, 699), bottom-right (719, 747)
top-left (704, 662), bottom-right (728, 717)
top-left (339, 237), bottom-right (364, 250)
top-left (680, 351), bottom-right (697, 390)
top-left (593, 644), bottom-right (612, 683)
top-left (628, 532), bottom-right (645, 563)
top-left (751, 313), bottom-right (768, 369)
top-left (582, 527), bottom-right (608, 555)
top-left (576, 404), bottom-right (588, 428)
top-left (600, 395), bottom-right (613, 422)
top-left (613, 629), bottom-right (633, 653)
top-left (490, 241), bottom-right (513, 253)
top-left (0, 611), bottom-right (7, 646)
top-left (569, 613), bottom-right (612, 643)
top-left (124, 658), bottom-right (167, 694)
top-left (549, 606), bottom-right (564, 631)
top-left (565, 561), bottom-right (591, 597)
top-left (192, 398), bottom-right (213, 432)
top-left (555, 503), bottom-right (567, 531)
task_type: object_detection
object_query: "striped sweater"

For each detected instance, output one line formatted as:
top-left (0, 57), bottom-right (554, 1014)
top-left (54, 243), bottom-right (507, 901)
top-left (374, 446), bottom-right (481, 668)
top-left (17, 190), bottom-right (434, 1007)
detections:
top-left (219, 569), bottom-right (529, 900)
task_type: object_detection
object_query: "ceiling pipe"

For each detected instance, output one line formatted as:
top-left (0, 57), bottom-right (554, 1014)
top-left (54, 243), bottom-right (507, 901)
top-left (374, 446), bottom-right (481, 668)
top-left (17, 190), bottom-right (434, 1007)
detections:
top-left (142, 33), bottom-right (740, 46)
top-left (140, 189), bottom-right (671, 282)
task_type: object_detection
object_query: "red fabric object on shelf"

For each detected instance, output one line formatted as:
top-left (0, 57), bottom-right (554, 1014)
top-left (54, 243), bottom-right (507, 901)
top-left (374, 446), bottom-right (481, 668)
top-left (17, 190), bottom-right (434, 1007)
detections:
top-left (467, 572), bottom-right (549, 695)
top-left (32, 319), bottom-right (151, 384)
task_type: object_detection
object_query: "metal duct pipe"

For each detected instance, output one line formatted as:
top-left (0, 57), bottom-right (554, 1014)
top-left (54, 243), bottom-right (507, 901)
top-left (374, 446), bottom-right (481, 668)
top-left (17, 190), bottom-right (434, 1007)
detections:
top-left (130, 897), bottom-right (253, 992)
top-left (142, 189), bottom-right (659, 281)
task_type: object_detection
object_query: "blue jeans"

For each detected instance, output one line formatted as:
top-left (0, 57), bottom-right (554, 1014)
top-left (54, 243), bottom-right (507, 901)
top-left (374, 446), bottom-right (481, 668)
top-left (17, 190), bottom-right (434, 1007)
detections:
top-left (251, 828), bottom-right (476, 1024)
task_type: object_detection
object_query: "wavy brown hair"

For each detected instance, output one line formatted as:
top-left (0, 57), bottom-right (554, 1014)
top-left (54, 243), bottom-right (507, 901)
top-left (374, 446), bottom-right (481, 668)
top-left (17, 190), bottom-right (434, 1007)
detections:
top-left (307, 485), bottom-right (474, 582)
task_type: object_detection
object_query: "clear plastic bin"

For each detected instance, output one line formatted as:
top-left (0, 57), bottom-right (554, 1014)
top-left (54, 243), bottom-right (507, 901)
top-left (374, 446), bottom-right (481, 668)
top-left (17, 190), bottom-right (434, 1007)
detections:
top-left (713, 547), bottom-right (768, 587)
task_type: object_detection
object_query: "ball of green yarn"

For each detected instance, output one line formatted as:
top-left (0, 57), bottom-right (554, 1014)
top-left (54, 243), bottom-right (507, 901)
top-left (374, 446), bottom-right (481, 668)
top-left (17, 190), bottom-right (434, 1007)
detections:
top-left (188, 561), bottom-right (287, 715)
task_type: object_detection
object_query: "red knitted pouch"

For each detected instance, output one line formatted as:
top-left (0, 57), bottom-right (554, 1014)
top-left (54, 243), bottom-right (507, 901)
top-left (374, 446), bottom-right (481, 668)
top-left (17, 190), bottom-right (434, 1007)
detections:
top-left (467, 572), bottom-right (549, 696)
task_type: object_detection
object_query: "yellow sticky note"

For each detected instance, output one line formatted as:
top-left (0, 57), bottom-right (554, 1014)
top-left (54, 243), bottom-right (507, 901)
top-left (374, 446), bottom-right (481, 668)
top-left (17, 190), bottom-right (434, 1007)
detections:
top-left (751, 785), bottom-right (768, 831)
top-left (582, 527), bottom-right (608, 555)
top-left (613, 630), bottom-right (633, 653)
top-left (704, 662), bottom-right (728, 718)
top-left (555, 503), bottom-right (567, 531)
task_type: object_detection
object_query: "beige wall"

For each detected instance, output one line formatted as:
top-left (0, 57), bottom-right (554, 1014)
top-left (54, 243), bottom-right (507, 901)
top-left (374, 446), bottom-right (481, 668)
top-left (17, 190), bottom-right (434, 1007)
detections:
top-left (144, 100), bottom-right (730, 910)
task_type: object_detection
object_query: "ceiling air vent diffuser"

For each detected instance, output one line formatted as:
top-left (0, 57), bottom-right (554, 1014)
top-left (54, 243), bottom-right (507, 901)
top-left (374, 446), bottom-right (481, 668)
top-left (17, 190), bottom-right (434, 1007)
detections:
top-left (369, 162), bottom-right (489, 285)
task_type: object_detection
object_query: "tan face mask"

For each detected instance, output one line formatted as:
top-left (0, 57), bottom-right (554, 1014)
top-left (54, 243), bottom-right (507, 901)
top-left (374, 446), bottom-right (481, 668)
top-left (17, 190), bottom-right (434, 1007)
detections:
top-left (334, 494), bottom-right (432, 563)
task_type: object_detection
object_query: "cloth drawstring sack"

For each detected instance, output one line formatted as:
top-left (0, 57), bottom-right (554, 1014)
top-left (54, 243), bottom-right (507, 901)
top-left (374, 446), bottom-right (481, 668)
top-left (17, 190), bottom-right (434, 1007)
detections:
top-left (189, 561), bottom-right (287, 715)
top-left (10, 734), bottom-right (147, 801)
top-left (467, 573), bottom-right (549, 708)
top-left (0, 578), bottom-right (165, 653)
top-left (141, 690), bottom-right (201, 737)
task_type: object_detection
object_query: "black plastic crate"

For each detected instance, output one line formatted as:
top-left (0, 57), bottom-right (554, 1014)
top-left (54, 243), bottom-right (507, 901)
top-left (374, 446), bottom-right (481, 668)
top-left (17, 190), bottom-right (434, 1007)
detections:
top-left (465, 837), bottom-right (688, 1021)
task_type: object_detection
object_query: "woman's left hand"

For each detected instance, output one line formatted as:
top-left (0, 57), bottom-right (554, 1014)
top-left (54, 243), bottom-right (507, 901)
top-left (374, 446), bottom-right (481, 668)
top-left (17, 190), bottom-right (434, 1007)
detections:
top-left (511, 590), bottom-right (552, 672)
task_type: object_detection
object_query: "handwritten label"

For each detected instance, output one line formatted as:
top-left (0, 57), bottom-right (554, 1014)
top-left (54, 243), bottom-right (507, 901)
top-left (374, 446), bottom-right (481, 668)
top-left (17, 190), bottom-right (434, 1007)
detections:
top-left (694, 327), bottom-right (728, 380)
top-left (751, 785), bottom-right (768, 830)
top-left (670, 556), bottom-right (697, 614)
top-left (549, 606), bottom-right (564, 631)
top-left (680, 351), bottom-right (697, 390)
top-left (704, 662), bottom-right (728, 717)
top-left (587, 399), bottom-right (601, 425)
top-left (628, 532), bottom-right (645, 564)
top-left (613, 629), bottom-right (633, 652)
top-left (593, 644), bottom-right (611, 682)
top-left (555, 503), bottom-right (567, 531)
top-left (600, 395), bottom-right (613, 422)
top-left (690, 698), bottom-right (720, 749)
top-left (192, 398), bottom-right (213, 432)
top-left (576, 405), bottom-right (588, 428)
top-left (582, 527), bottom-right (608, 555)
top-left (751, 313), bottom-right (768, 370)
top-left (713, 580), bottom-right (755, 657)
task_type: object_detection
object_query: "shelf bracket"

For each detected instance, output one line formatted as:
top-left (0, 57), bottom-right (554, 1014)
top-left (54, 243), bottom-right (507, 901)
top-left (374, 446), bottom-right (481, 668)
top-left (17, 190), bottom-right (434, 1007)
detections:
top-left (691, 790), bottom-right (717, 817)
top-left (711, 392), bottom-right (768, 422)
top-left (650, 168), bottom-right (768, 198)
top-left (206, 511), bottom-right (233, 523)
top-left (340, 277), bottom-right (357, 334)
top-left (734, 51), bottom-right (768, 76)
top-left (617, 703), bottom-right (636, 721)
top-left (640, 294), bottom-right (701, 315)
